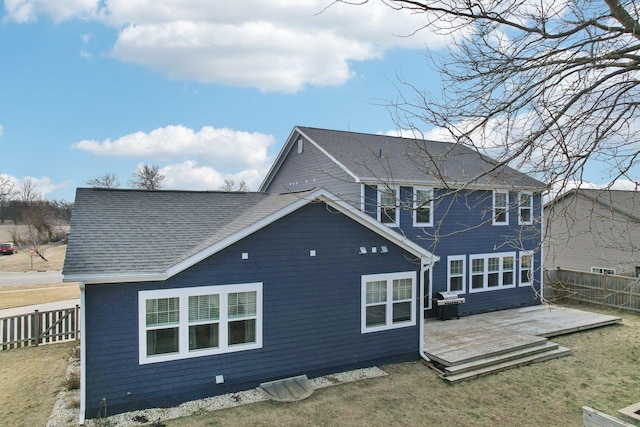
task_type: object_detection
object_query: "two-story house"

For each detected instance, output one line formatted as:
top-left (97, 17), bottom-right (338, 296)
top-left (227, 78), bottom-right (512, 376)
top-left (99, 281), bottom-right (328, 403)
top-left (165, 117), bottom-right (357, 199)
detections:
top-left (260, 126), bottom-right (546, 316)
top-left (544, 188), bottom-right (640, 276)
top-left (63, 126), bottom-right (545, 422)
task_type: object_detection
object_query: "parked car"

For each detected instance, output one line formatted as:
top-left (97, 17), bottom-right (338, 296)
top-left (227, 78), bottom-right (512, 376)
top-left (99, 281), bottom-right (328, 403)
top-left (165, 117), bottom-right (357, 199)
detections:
top-left (0, 243), bottom-right (18, 255)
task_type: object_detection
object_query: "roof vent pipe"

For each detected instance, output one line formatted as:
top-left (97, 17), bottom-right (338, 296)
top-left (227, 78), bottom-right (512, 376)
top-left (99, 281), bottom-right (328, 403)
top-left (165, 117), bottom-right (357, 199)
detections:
top-left (378, 149), bottom-right (383, 158)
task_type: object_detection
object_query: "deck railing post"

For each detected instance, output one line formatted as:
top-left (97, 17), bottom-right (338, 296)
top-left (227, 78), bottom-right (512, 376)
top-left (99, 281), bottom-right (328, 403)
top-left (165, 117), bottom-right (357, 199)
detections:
top-left (33, 310), bottom-right (40, 347)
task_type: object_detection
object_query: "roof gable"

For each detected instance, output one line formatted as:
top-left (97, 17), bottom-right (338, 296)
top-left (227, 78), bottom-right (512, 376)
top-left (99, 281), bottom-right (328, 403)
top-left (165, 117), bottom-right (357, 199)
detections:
top-left (260, 126), bottom-right (545, 191)
top-left (63, 188), bottom-right (437, 284)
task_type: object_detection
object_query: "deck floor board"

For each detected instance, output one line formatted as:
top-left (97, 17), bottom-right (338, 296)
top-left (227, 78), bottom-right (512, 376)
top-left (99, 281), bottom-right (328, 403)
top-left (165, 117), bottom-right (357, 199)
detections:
top-left (424, 305), bottom-right (621, 366)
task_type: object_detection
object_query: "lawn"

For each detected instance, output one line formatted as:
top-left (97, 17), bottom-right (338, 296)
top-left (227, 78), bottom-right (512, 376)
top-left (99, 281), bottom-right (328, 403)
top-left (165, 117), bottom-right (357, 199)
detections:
top-left (0, 341), bottom-right (76, 427)
top-left (2, 305), bottom-right (637, 427)
top-left (158, 305), bottom-right (639, 427)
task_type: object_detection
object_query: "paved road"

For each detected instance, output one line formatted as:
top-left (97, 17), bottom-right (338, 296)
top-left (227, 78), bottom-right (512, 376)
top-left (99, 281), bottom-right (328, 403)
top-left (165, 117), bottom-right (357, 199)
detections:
top-left (0, 270), bottom-right (64, 287)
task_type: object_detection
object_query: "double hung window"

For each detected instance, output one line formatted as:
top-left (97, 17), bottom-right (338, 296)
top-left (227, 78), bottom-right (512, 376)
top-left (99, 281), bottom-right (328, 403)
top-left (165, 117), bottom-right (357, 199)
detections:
top-left (139, 283), bottom-right (262, 364)
top-left (447, 256), bottom-right (466, 293)
top-left (469, 253), bottom-right (516, 292)
top-left (362, 272), bottom-right (416, 333)
top-left (378, 186), bottom-right (398, 226)
top-left (518, 192), bottom-right (533, 225)
top-left (413, 187), bottom-right (433, 226)
top-left (493, 190), bottom-right (509, 225)
top-left (520, 252), bottom-right (533, 285)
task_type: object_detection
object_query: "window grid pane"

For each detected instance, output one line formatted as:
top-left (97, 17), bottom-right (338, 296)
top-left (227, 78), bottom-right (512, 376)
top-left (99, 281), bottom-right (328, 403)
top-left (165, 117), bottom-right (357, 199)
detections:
top-left (392, 278), bottom-right (412, 301)
top-left (189, 294), bottom-right (220, 322)
top-left (228, 292), bottom-right (257, 319)
top-left (366, 281), bottom-right (387, 304)
top-left (146, 297), bottom-right (179, 327)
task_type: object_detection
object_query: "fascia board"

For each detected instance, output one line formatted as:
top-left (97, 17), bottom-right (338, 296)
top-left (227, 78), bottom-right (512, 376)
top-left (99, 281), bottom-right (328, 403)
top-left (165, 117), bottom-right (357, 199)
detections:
top-left (359, 177), bottom-right (545, 192)
top-left (258, 127), bottom-right (299, 192)
top-left (62, 272), bottom-right (168, 285)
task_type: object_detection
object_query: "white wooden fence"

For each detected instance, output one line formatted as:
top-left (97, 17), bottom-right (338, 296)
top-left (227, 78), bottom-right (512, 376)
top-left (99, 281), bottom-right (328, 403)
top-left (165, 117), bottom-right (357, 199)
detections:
top-left (0, 305), bottom-right (80, 350)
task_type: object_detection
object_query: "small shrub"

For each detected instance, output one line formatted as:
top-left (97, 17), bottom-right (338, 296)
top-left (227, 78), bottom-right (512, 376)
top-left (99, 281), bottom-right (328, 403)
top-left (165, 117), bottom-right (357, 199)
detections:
top-left (71, 346), bottom-right (81, 360)
top-left (63, 371), bottom-right (80, 391)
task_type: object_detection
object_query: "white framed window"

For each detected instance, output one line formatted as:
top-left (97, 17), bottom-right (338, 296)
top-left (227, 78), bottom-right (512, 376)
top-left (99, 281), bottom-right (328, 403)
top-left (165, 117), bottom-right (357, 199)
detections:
top-left (361, 271), bottom-right (416, 333)
top-left (518, 192), bottom-right (533, 225)
top-left (377, 186), bottom-right (399, 226)
top-left (469, 252), bottom-right (516, 292)
top-left (447, 255), bottom-right (466, 293)
top-left (139, 283), bottom-right (262, 364)
top-left (493, 190), bottom-right (509, 225)
top-left (413, 187), bottom-right (434, 227)
top-left (519, 251), bottom-right (534, 286)
top-left (591, 267), bottom-right (616, 275)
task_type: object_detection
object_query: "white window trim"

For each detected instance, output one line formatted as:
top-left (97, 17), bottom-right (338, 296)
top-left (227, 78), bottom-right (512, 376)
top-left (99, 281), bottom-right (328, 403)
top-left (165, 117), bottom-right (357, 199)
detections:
top-left (361, 271), bottom-right (416, 333)
top-left (377, 186), bottom-right (399, 227)
top-left (413, 187), bottom-right (434, 227)
top-left (447, 255), bottom-right (466, 294)
top-left (591, 266), bottom-right (616, 275)
top-left (492, 190), bottom-right (509, 225)
top-left (139, 282), bottom-right (263, 365)
top-left (468, 252), bottom-right (517, 293)
top-left (519, 251), bottom-right (534, 286)
top-left (518, 191), bottom-right (534, 225)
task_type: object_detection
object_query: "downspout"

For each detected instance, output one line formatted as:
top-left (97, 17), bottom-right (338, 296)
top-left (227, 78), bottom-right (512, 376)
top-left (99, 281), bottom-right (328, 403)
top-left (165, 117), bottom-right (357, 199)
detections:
top-left (79, 282), bottom-right (86, 425)
top-left (419, 260), bottom-right (432, 363)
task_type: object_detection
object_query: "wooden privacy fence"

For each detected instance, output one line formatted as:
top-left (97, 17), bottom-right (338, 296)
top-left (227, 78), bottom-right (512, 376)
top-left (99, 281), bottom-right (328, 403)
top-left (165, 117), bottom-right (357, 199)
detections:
top-left (545, 269), bottom-right (640, 313)
top-left (1, 305), bottom-right (80, 350)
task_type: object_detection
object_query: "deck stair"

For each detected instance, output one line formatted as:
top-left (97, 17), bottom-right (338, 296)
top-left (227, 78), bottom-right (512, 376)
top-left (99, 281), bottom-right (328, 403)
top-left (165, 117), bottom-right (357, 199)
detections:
top-left (437, 340), bottom-right (571, 383)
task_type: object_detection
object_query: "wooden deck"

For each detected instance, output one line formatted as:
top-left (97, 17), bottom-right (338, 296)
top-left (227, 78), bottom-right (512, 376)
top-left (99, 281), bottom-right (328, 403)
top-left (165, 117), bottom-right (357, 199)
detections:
top-left (424, 305), bottom-right (621, 382)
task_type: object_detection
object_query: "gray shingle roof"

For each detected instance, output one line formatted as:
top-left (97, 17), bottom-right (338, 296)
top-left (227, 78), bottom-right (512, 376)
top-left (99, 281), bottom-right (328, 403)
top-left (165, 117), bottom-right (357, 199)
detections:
top-left (63, 188), bottom-right (274, 279)
top-left (63, 187), bottom-right (437, 283)
top-left (547, 188), bottom-right (640, 222)
top-left (295, 126), bottom-right (545, 189)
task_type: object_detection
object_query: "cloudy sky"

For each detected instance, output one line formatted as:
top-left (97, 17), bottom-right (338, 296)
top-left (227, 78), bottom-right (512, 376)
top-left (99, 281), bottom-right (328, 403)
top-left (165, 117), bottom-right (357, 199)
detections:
top-left (0, 0), bottom-right (634, 201)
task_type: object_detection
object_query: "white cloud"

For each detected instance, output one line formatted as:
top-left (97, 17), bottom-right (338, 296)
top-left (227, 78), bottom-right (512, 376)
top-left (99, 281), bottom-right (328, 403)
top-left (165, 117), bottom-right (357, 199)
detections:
top-left (3, 0), bottom-right (100, 23)
top-left (0, 124), bottom-right (4, 137)
top-left (75, 125), bottom-right (275, 191)
top-left (160, 161), bottom-right (265, 191)
top-left (74, 125), bottom-right (275, 170)
top-left (5, 0), bottom-right (455, 92)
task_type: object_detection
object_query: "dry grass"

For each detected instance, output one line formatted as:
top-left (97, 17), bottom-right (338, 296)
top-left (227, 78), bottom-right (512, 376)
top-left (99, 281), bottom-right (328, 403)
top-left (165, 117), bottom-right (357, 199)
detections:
top-left (163, 306), bottom-right (640, 427)
top-left (0, 243), bottom-right (67, 272)
top-left (0, 233), bottom-right (76, 309)
top-left (0, 284), bottom-right (79, 310)
top-left (0, 341), bottom-right (76, 427)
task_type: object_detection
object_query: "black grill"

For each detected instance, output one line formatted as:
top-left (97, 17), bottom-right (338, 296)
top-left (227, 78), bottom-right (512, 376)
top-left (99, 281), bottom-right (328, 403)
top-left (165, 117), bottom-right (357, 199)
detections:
top-left (433, 291), bottom-right (465, 320)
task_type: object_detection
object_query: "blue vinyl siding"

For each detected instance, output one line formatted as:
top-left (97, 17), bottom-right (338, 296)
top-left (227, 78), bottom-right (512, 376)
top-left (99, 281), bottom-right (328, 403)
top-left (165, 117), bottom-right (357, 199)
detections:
top-left (362, 185), bottom-right (542, 316)
top-left (84, 202), bottom-right (422, 417)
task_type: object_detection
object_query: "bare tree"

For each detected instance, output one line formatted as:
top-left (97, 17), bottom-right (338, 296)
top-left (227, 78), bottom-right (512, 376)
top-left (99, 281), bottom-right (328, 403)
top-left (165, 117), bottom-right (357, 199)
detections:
top-left (0, 174), bottom-right (16, 223)
top-left (17, 179), bottom-right (50, 260)
top-left (219, 179), bottom-right (249, 192)
top-left (87, 172), bottom-right (120, 188)
top-left (337, 0), bottom-right (640, 193)
top-left (130, 164), bottom-right (165, 190)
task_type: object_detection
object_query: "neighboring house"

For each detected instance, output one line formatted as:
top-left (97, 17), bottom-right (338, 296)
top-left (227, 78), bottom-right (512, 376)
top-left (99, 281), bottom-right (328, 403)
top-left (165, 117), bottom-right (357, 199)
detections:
top-left (63, 187), bottom-right (437, 422)
top-left (260, 127), bottom-right (546, 316)
top-left (63, 126), bottom-right (546, 421)
top-left (544, 188), bottom-right (640, 277)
